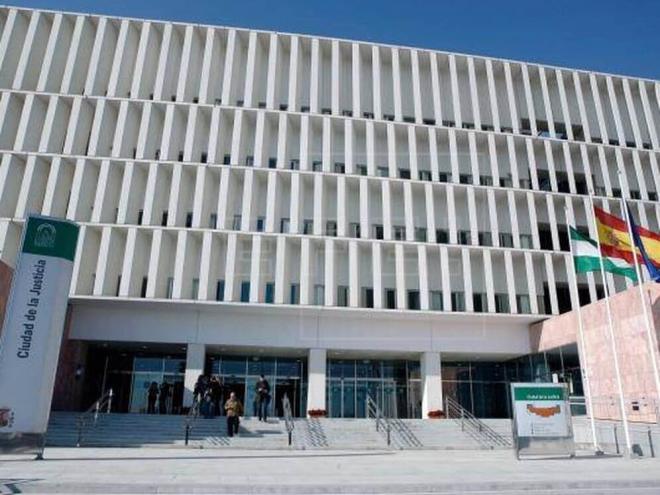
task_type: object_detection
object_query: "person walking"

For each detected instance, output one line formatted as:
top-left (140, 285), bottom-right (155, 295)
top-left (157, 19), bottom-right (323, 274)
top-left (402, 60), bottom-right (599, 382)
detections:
top-left (210, 376), bottom-right (222, 416)
top-left (147, 382), bottom-right (159, 414)
top-left (255, 374), bottom-right (271, 422)
top-left (224, 392), bottom-right (243, 437)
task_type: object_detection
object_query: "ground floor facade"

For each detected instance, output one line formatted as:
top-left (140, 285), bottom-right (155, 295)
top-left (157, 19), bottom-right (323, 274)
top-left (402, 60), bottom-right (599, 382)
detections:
top-left (52, 297), bottom-right (583, 419)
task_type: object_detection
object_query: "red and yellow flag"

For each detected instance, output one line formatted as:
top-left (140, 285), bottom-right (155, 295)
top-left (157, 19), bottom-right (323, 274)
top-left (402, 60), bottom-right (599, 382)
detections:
top-left (594, 207), bottom-right (660, 269)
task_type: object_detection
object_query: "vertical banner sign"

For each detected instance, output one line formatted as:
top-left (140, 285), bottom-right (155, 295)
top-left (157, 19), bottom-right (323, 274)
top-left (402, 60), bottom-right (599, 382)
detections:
top-left (0, 215), bottom-right (79, 454)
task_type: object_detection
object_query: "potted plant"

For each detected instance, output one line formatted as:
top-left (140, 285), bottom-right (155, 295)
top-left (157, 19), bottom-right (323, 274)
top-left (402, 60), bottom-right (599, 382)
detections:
top-left (307, 409), bottom-right (327, 418)
top-left (427, 409), bottom-right (445, 419)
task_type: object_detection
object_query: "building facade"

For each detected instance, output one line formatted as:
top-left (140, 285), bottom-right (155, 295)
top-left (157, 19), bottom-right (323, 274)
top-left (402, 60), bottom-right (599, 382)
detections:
top-left (0, 6), bottom-right (658, 419)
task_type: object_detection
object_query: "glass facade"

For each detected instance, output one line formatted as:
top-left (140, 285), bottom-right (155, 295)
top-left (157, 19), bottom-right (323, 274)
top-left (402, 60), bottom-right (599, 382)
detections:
top-left (206, 355), bottom-right (307, 417)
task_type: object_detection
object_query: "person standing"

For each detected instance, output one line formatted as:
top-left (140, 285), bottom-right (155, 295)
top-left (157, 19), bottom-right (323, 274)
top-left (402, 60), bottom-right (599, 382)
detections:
top-left (255, 374), bottom-right (271, 422)
top-left (210, 376), bottom-right (222, 416)
top-left (224, 392), bottom-right (243, 437)
top-left (158, 382), bottom-right (171, 414)
top-left (147, 382), bottom-right (159, 414)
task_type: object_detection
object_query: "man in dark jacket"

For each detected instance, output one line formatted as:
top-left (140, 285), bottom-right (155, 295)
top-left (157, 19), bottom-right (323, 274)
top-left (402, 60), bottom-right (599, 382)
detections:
top-left (255, 375), bottom-right (270, 422)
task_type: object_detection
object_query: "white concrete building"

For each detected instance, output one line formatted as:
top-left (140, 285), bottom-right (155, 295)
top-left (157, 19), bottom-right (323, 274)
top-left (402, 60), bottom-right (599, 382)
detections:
top-left (0, 6), bottom-right (658, 419)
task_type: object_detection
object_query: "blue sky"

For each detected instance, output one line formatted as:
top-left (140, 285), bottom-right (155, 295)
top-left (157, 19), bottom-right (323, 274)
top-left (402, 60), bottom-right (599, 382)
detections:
top-left (8, 0), bottom-right (660, 80)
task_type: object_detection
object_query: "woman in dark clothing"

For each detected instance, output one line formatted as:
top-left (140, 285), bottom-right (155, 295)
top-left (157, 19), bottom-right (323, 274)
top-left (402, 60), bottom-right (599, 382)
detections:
top-left (147, 382), bottom-right (159, 414)
top-left (210, 376), bottom-right (223, 416)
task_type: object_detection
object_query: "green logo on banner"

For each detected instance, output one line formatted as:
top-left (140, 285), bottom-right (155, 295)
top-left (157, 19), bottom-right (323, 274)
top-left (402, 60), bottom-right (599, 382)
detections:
top-left (514, 386), bottom-right (565, 401)
top-left (21, 216), bottom-right (79, 262)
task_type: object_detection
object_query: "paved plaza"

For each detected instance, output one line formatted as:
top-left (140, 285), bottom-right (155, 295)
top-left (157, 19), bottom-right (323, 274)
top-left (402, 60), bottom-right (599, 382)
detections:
top-left (1, 448), bottom-right (660, 494)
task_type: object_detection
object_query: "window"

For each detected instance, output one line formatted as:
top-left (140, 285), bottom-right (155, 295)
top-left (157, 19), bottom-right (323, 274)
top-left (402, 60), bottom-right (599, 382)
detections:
top-left (438, 173), bottom-right (449, 183)
top-left (185, 212), bottom-right (193, 228)
top-left (223, 154), bottom-right (231, 165)
top-left (312, 160), bottom-right (323, 172)
top-left (385, 289), bottom-right (396, 309)
top-left (349, 222), bottom-right (361, 238)
top-left (418, 170), bottom-right (432, 181)
top-left (377, 166), bottom-right (389, 177)
top-left (140, 277), bottom-right (148, 298)
top-left (256, 217), bottom-right (265, 232)
top-left (236, 99), bottom-right (244, 107)
top-left (342, 110), bottom-right (353, 117)
top-left (321, 108), bottom-right (331, 115)
top-left (290, 284), bottom-right (300, 304)
top-left (326, 220), bottom-right (337, 237)
top-left (214, 98), bottom-right (222, 105)
top-left (191, 278), bottom-right (199, 300)
top-left (373, 224), bottom-right (384, 239)
top-left (403, 116), bottom-right (415, 123)
top-left (216, 280), bottom-right (225, 301)
top-left (436, 229), bottom-right (449, 243)
top-left (495, 293), bottom-right (510, 314)
top-left (258, 101), bottom-right (266, 108)
top-left (334, 162), bottom-right (345, 174)
top-left (442, 120), bottom-right (455, 128)
top-left (451, 292), bottom-right (465, 311)
top-left (265, 283), bottom-right (275, 303)
top-left (178, 151), bottom-right (184, 162)
top-left (137, 209), bottom-right (143, 225)
top-left (279, 103), bottom-right (288, 111)
top-left (363, 111), bottom-right (374, 119)
top-left (240, 281), bottom-right (250, 302)
top-left (337, 286), bottom-right (349, 307)
top-left (166, 277), bottom-right (174, 299)
top-left (414, 227), bottom-right (427, 242)
top-left (161, 211), bottom-right (168, 226)
top-left (458, 230), bottom-right (471, 245)
top-left (303, 219), bottom-right (313, 235)
top-left (115, 276), bottom-right (121, 297)
top-left (430, 291), bottom-right (443, 311)
top-left (301, 105), bottom-right (310, 112)
top-left (209, 213), bottom-right (217, 229)
top-left (478, 232), bottom-right (492, 246)
top-left (499, 177), bottom-right (513, 188)
top-left (362, 287), bottom-right (374, 308)
top-left (516, 294), bottom-right (531, 314)
top-left (520, 234), bottom-right (533, 248)
top-left (314, 285), bottom-right (325, 305)
top-left (499, 233), bottom-right (514, 248)
top-left (407, 290), bottom-right (420, 310)
top-left (245, 156), bottom-right (254, 166)
top-left (393, 225), bottom-right (406, 240)
top-left (473, 293), bottom-right (487, 312)
top-left (200, 152), bottom-right (207, 163)
top-left (480, 175), bottom-right (493, 186)
top-left (232, 214), bottom-right (242, 230)
top-left (383, 114), bottom-right (394, 121)
top-left (423, 118), bottom-right (436, 125)
top-left (398, 168), bottom-right (411, 179)
top-left (462, 122), bottom-right (475, 130)
top-left (268, 157), bottom-right (277, 169)
top-left (289, 159), bottom-right (300, 170)
top-left (459, 174), bottom-right (472, 184)
top-left (280, 218), bottom-right (290, 233)
top-left (357, 164), bottom-right (368, 176)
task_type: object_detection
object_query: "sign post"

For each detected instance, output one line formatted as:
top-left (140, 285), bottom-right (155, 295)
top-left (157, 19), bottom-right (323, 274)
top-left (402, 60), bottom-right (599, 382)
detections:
top-left (0, 215), bottom-right (79, 457)
top-left (511, 382), bottom-right (575, 459)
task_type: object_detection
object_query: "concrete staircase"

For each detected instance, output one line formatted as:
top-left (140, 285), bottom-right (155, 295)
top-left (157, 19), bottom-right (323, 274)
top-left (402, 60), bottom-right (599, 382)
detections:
top-left (46, 412), bottom-right (514, 450)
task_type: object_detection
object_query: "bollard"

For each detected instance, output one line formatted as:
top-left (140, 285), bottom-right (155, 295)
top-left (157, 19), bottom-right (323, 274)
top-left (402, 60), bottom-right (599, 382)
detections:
top-left (288, 431), bottom-right (292, 446)
top-left (648, 427), bottom-right (655, 458)
top-left (387, 425), bottom-right (391, 446)
top-left (185, 423), bottom-right (190, 446)
top-left (613, 424), bottom-right (620, 455)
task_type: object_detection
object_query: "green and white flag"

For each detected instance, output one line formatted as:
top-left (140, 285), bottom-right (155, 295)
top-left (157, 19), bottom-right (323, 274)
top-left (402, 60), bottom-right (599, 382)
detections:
top-left (570, 226), bottom-right (637, 281)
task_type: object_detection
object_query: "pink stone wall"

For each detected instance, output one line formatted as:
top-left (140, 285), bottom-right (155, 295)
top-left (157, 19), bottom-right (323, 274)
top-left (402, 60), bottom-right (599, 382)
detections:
top-left (531, 283), bottom-right (660, 423)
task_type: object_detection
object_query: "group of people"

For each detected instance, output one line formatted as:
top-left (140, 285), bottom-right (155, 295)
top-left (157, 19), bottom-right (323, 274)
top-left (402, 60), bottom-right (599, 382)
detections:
top-left (146, 381), bottom-right (172, 414)
top-left (193, 374), bottom-right (271, 437)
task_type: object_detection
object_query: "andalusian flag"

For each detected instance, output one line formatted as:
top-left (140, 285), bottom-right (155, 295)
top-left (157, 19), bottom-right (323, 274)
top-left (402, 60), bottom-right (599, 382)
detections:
top-left (570, 227), bottom-right (637, 281)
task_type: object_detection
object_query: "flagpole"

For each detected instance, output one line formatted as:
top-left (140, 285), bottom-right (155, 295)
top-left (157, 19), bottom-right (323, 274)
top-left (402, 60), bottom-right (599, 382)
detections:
top-left (617, 175), bottom-right (660, 414)
top-left (564, 207), bottom-right (600, 453)
top-left (588, 192), bottom-right (632, 456)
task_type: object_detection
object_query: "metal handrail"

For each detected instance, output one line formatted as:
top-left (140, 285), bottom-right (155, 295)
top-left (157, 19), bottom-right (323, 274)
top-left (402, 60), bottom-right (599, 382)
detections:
top-left (366, 395), bottom-right (391, 446)
top-left (282, 393), bottom-right (295, 446)
top-left (444, 396), bottom-right (511, 448)
top-left (76, 388), bottom-right (113, 447)
top-left (184, 397), bottom-right (200, 446)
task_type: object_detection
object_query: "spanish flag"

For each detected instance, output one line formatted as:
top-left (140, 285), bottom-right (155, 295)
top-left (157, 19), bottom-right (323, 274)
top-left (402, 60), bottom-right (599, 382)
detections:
top-left (626, 205), bottom-right (660, 282)
top-left (595, 206), bottom-right (660, 280)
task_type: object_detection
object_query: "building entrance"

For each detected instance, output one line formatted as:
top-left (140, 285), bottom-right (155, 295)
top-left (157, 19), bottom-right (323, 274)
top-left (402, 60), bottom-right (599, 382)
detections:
top-left (326, 359), bottom-right (421, 418)
top-left (206, 355), bottom-right (307, 417)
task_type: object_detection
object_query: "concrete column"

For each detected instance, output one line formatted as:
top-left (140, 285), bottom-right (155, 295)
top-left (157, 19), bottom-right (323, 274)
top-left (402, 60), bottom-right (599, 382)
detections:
top-left (421, 351), bottom-right (443, 418)
top-left (306, 348), bottom-right (327, 415)
top-left (184, 343), bottom-right (205, 407)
